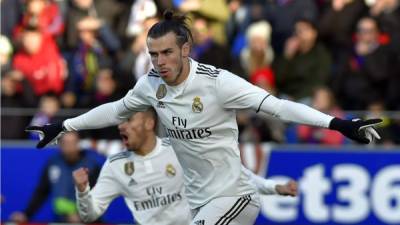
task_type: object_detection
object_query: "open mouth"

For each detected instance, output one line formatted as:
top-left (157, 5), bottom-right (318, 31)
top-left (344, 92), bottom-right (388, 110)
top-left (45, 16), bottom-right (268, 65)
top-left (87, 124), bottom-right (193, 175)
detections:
top-left (120, 133), bottom-right (128, 144)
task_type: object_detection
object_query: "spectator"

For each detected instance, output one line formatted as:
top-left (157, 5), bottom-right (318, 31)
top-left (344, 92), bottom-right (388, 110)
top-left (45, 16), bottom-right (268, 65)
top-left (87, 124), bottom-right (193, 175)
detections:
top-left (274, 18), bottom-right (332, 104)
top-left (10, 132), bottom-right (101, 223)
top-left (1, 71), bottom-right (37, 139)
top-left (13, 26), bottom-right (66, 97)
top-left (125, 0), bottom-right (157, 37)
top-left (332, 17), bottom-right (397, 109)
top-left (369, 0), bottom-right (400, 110)
top-left (63, 0), bottom-right (125, 50)
top-left (1, 35), bottom-right (36, 139)
top-left (237, 22), bottom-right (284, 144)
top-left (239, 21), bottom-right (275, 94)
top-left (265, 0), bottom-right (319, 54)
top-left (28, 94), bottom-right (61, 140)
top-left (79, 69), bottom-right (122, 140)
top-left (0, 0), bottom-right (23, 39)
top-left (368, 0), bottom-right (400, 48)
top-left (64, 17), bottom-right (118, 107)
top-left (80, 68), bottom-right (121, 107)
top-left (191, 16), bottom-right (232, 69)
top-left (226, 0), bottom-right (266, 56)
top-left (319, 0), bottom-right (368, 63)
top-left (176, 0), bottom-right (230, 45)
top-left (1, 35), bottom-right (14, 74)
top-left (297, 87), bottom-right (346, 145)
top-left (14, 0), bottom-right (64, 39)
top-left (117, 16), bottom-right (158, 93)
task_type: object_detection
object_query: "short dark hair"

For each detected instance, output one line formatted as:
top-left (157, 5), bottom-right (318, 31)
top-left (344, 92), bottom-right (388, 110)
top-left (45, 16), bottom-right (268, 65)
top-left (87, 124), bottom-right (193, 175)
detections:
top-left (147, 10), bottom-right (193, 46)
top-left (295, 17), bottom-right (317, 31)
top-left (144, 108), bottom-right (158, 132)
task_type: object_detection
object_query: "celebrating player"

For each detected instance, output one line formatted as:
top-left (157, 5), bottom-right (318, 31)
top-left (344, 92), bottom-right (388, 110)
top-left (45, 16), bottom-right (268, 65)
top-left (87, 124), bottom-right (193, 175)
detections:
top-left (72, 109), bottom-right (297, 225)
top-left (27, 10), bottom-right (381, 224)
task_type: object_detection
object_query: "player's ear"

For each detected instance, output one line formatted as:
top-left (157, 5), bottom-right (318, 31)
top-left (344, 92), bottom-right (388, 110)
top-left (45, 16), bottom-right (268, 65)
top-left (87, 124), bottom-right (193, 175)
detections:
top-left (145, 118), bottom-right (155, 131)
top-left (181, 42), bottom-right (190, 57)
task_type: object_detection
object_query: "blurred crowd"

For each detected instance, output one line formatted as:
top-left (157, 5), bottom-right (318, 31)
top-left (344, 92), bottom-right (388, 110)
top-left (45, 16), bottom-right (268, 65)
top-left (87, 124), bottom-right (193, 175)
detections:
top-left (1, 0), bottom-right (400, 145)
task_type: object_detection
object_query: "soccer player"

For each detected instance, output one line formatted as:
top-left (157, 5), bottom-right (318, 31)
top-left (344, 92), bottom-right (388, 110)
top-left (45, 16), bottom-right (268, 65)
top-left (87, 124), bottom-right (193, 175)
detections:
top-left (72, 109), bottom-right (297, 225)
top-left (27, 10), bottom-right (381, 224)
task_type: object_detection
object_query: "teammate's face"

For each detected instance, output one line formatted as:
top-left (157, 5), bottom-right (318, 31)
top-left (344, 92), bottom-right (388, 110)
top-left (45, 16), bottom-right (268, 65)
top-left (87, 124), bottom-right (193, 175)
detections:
top-left (118, 112), bottom-right (147, 151)
top-left (147, 32), bottom-right (190, 86)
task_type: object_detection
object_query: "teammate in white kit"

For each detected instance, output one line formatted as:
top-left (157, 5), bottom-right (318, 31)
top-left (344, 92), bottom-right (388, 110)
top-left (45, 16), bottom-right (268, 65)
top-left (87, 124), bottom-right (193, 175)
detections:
top-left (72, 109), bottom-right (297, 225)
top-left (27, 10), bottom-right (381, 224)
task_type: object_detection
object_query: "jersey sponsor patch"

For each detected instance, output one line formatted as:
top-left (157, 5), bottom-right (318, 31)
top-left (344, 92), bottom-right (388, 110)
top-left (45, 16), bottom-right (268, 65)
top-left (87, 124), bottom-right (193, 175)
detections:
top-left (132, 191), bottom-right (183, 211)
top-left (165, 126), bottom-right (212, 140)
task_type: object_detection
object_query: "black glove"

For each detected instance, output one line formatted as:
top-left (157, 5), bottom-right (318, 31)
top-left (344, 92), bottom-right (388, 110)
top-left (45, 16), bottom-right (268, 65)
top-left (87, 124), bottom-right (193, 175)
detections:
top-left (25, 122), bottom-right (66, 149)
top-left (329, 118), bottom-right (382, 144)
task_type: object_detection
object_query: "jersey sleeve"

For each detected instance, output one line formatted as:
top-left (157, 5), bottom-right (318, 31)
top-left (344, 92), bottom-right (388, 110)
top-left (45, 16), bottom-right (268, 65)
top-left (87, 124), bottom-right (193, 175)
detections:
top-left (121, 75), bottom-right (152, 112)
top-left (63, 76), bottom-right (151, 131)
top-left (75, 160), bottom-right (121, 222)
top-left (242, 166), bottom-right (278, 195)
top-left (216, 71), bottom-right (270, 111)
top-left (258, 95), bottom-right (334, 128)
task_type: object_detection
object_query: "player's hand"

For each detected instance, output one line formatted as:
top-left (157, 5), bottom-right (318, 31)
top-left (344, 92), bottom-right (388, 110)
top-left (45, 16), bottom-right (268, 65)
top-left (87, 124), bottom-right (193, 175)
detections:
top-left (73, 167), bottom-right (90, 192)
top-left (25, 122), bottom-right (66, 149)
top-left (275, 180), bottom-right (298, 197)
top-left (329, 118), bottom-right (382, 144)
top-left (10, 211), bottom-right (28, 223)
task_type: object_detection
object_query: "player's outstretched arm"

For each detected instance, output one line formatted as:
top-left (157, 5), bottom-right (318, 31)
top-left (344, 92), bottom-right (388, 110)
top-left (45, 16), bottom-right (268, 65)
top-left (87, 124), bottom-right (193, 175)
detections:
top-left (26, 99), bottom-right (133, 149)
top-left (215, 71), bottom-right (382, 144)
top-left (257, 95), bottom-right (382, 144)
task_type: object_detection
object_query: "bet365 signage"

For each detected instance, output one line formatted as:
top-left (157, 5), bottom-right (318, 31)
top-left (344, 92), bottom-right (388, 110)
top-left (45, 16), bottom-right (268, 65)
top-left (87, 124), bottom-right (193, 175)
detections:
top-left (256, 149), bottom-right (400, 225)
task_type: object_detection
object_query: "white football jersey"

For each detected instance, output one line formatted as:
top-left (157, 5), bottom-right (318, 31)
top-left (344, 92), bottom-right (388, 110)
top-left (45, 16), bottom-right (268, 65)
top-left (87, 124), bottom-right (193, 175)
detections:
top-left (76, 137), bottom-right (191, 225)
top-left (122, 59), bottom-right (270, 208)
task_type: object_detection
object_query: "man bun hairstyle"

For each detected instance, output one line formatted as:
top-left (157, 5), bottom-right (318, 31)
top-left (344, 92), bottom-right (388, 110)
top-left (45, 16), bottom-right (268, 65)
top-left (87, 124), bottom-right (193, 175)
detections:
top-left (148, 10), bottom-right (193, 47)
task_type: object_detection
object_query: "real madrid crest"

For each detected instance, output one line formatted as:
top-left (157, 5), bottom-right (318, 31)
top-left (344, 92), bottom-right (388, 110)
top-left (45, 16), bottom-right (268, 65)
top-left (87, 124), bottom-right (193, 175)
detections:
top-left (124, 161), bottom-right (134, 176)
top-left (156, 84), bottom-right (167, 99)
top-left (192, 96), bottom-right (203, 113)
top-left (166, 164), bottom-right (176, 177)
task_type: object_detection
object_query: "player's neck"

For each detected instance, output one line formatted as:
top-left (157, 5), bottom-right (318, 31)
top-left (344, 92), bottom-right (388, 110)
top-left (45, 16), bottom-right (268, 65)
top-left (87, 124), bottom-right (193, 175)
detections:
top-left (136, 134), bottom-right (157, 156)
top-left (171, 57), bottom-right (190, 86)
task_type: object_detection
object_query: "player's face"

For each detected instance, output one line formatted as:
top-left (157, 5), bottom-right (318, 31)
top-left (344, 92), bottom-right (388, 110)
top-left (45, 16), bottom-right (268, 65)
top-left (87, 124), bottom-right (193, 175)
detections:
top-left (147, 32), bottom-right (190, 86)
top-left (118, 113), bottom-right (147, 151)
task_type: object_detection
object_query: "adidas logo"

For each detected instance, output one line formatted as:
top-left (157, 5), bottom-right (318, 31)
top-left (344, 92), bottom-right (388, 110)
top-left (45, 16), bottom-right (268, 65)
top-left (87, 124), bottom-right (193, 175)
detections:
top-left (194, 220), bottom-right (205, 225)
top-left (156, 101), bottom-right (165, 108)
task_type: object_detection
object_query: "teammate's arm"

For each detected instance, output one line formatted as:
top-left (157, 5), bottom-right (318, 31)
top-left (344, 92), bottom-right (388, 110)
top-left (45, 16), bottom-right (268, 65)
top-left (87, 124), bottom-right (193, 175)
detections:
top-left (73, 161), bottom-right (120, 223)
top-left (242, 166), bottom-right (298, 196)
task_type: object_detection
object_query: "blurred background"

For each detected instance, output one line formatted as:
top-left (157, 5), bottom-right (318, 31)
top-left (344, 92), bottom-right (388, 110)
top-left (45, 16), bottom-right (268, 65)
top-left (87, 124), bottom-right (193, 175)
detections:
top-left (1, 0), bottom-right (399, 224)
